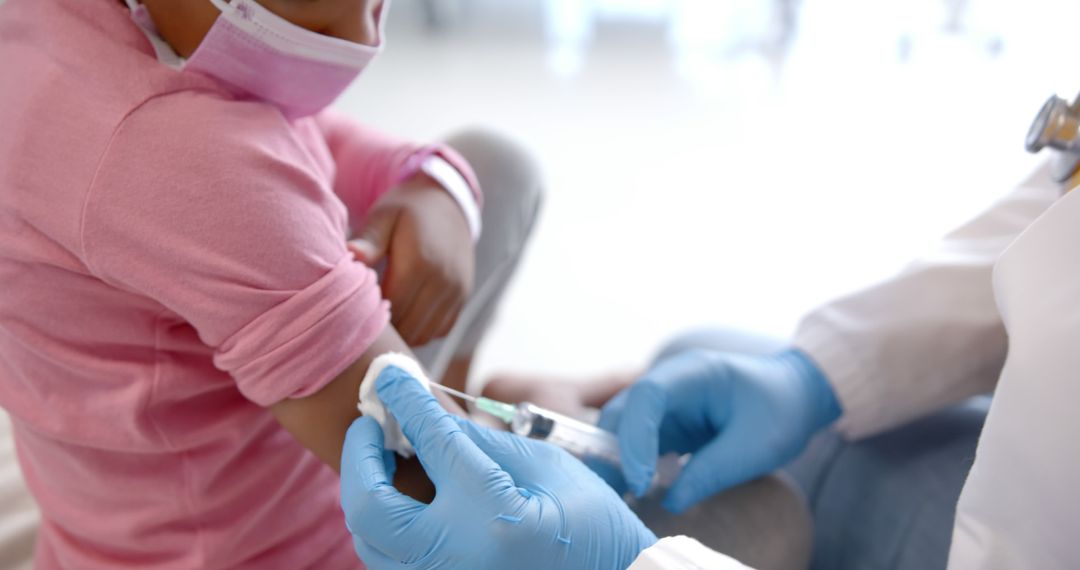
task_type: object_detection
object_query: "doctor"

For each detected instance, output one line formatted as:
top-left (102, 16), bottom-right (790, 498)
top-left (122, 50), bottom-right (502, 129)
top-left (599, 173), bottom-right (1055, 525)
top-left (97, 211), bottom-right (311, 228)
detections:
top-left (339, 95), bottom-right (1080, 569)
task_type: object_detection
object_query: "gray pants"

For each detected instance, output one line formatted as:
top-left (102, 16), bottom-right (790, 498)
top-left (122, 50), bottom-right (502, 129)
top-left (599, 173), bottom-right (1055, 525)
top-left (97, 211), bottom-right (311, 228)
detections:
top-left (411, 130), bottom-right (543, 382)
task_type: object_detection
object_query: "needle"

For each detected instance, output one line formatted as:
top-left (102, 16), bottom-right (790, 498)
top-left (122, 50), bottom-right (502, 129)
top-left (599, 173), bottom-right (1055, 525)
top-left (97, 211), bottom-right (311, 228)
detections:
top-left (428, 382), bottom-right (518, 424)
top-left (429, 382), bottom-right (478, 404)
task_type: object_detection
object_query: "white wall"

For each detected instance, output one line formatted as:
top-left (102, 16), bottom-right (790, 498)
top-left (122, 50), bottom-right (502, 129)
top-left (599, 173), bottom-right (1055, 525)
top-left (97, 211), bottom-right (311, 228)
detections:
top-left (342, 0), bottom-right (1059, 380)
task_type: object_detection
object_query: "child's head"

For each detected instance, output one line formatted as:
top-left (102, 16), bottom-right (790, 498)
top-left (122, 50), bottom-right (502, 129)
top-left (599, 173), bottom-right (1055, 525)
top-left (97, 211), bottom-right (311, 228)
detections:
top-left (137, 0), bottom-right (382, 58)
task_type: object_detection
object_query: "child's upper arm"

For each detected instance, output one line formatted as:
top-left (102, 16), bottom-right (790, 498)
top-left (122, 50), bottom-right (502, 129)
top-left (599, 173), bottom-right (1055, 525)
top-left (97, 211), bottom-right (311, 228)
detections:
top-left (82, 94), bottom-right (389, 408)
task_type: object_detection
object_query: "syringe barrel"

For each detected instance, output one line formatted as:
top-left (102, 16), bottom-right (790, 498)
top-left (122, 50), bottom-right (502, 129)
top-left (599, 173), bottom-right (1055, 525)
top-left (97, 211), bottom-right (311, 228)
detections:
top-left (510, 402), bottom-right (622, 466)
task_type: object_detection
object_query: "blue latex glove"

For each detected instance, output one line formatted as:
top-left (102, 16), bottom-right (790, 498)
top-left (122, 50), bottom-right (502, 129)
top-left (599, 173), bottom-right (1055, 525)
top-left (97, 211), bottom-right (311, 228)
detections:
top-left (341, 366), bottom-right (658, 570)
top-left (598, 348), bottom-right (841, 513)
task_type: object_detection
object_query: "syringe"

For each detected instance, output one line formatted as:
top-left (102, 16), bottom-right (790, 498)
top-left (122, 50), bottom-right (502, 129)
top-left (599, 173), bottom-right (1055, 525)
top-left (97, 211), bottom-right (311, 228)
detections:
top-left (429, 383), bottom-right (623, 466)
top-left (431, 383), bottom-right (684, 491)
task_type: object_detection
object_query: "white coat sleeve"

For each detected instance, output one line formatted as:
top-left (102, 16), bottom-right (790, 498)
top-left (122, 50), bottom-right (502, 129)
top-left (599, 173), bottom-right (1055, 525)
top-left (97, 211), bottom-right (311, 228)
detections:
top-left (947, 186), bottom-right (1080, 569)
top-left (629, 536), bottom-right (752, 569)
top-left (792, 162), bottom-right (1059, 439)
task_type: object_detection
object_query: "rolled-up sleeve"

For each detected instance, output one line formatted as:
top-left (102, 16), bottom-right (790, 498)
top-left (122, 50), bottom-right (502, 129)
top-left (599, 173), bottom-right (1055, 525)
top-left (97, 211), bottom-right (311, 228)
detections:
top-left (81, 94), bottom-right (389, 406)
top-left (213, 257), bottom-right (386, 405)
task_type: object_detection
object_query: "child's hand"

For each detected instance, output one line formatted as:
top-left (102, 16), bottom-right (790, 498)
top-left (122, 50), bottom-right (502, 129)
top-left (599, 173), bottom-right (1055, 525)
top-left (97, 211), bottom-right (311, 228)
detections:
top-left (349, 175), bottom-right (474, 346)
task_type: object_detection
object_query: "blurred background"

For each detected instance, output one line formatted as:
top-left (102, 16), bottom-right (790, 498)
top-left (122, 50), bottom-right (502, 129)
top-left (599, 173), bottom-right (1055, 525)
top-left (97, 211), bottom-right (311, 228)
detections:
top-left (1, 2), bottom-right (1079, 567)
top-left (337, 0), bottom-right (1079, 382)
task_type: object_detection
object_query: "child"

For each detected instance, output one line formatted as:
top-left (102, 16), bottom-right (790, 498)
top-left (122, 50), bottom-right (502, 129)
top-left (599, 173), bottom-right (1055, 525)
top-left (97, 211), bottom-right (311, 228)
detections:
top-left (0, 0), bottom-right (541, 567)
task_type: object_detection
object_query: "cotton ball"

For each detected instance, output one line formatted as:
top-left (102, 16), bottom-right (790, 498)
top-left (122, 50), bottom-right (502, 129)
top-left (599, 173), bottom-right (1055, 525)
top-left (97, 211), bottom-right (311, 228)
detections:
top-left (357, 353), bottom-right (432, 458)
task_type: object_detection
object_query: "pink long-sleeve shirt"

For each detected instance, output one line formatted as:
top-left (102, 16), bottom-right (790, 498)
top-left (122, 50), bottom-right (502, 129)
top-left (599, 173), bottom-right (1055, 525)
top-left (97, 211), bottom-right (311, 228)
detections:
top-left (0, 0), bottom-right (478, 567)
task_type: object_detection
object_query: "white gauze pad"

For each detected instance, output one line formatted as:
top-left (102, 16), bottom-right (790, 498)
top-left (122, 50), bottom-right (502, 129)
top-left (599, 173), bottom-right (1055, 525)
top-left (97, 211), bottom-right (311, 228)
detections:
top-left (357, 353), bottom-right (432, 458)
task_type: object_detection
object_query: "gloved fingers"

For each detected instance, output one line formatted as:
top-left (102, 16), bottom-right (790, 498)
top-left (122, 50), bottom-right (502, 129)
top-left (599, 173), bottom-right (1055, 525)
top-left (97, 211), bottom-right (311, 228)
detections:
top-left (340, 417), bottom-right (428, 550)
top-left (341, 417), bottom-right (388, 503)
top-left (594, 392), bottom-right (631, 492)
top-left (382, 448), bottom-right (398, 483)
top-left (353, 535), bottom-right (407, 570)
top-left (448, 416), bottom-right (552, 501)
top-left (452, 416), bottom-right (608, 506)
top-left (662, 430), bottom-right (764, 514)
top-left (584, 456), bottom-right (628, 496)
top-left (596, 390), bottom-right (627, 433)
top-left (616, 379), bottom-right (668, 497)
top-left (450, 415), bottom-right (534, 462)
top-left (376, 368), bottom-right (515, 495)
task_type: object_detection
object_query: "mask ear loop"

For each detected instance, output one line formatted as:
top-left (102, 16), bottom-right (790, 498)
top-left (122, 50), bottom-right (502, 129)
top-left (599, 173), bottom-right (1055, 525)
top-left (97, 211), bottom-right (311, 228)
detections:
top-left (207, 0), bottom-right (233, 13)
top-left (372, 0), bottom-right (391, 47)
top-left (123, 0), bottom-right (188, 69)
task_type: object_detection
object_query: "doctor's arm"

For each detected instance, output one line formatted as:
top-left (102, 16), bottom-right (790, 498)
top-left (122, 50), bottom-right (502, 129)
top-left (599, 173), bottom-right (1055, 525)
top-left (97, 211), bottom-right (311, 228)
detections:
top-left (595, 163), bottom-right (1060, 514)
top-left (793, 162), bottom-right (1059, 439)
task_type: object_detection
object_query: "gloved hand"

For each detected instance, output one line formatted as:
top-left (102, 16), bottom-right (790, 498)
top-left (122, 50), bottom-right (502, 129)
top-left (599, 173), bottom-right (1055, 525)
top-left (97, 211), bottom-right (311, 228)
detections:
top-left (341, 366), bottom-right (658, 570)
top-left (598, 349), bottom-right (841, 513)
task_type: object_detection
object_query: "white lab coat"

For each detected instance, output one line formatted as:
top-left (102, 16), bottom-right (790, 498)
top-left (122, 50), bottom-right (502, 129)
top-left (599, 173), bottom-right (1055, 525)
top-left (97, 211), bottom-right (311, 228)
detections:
top-left (629, 160), bottom-right (1080, 568)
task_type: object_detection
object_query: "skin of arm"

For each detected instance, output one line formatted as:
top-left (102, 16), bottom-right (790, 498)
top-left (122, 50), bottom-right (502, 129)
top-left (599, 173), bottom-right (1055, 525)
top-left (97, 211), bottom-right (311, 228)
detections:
top-left (269, 325), bottom-right (465, 502)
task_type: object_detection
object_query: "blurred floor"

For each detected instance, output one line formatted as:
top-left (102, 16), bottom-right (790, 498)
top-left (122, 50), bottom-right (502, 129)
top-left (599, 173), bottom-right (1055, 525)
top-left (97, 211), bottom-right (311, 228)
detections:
top-left (339, 0), bottom-right (1074, 381)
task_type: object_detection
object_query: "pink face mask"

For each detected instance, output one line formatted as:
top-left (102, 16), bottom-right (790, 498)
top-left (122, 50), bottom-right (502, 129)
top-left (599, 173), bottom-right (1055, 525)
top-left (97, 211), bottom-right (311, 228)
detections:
top-left (127, 0), bottom-right (387, 120)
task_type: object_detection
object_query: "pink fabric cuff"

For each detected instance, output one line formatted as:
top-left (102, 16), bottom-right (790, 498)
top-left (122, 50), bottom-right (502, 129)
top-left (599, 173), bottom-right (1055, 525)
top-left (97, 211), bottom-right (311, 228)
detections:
top-left (396, 144), bottom-right (483, 209)
top-left (214, 257), bottom-right (389, 406)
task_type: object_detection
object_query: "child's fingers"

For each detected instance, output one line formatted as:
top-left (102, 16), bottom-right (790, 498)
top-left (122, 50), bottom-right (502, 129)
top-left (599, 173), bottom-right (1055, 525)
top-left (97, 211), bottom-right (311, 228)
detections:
top-left (351, 207), bottom-right (398, 265)
top-left (385, 267), bottom-right (423, 332)
top-left (395, 279), bottom-right (445, 345)
top-left (431, 297), bottom-right (464, 340)
top-left (347, 239), bottom-right (381, 266)
top-left (409, 288), bottom-right (459, 346)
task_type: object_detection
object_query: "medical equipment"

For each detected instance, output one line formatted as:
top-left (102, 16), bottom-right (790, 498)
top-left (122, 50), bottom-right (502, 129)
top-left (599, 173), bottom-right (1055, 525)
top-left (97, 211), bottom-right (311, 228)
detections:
top-left (357, 354), bottom-right (670, 480)
top-left (342, 375), bottom-right (659, 570)
top-left (428, 383), bottom-right (624, 466)
top-left (1027, 92), bottom-right (1080, 181)
top-left (358, 354), bottom-right (435, 458)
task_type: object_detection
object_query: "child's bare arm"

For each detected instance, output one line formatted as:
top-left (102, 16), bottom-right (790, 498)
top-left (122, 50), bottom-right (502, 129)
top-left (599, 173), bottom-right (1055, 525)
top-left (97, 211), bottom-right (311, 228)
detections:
top-left (269, 326), bottom-right (464, 501)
